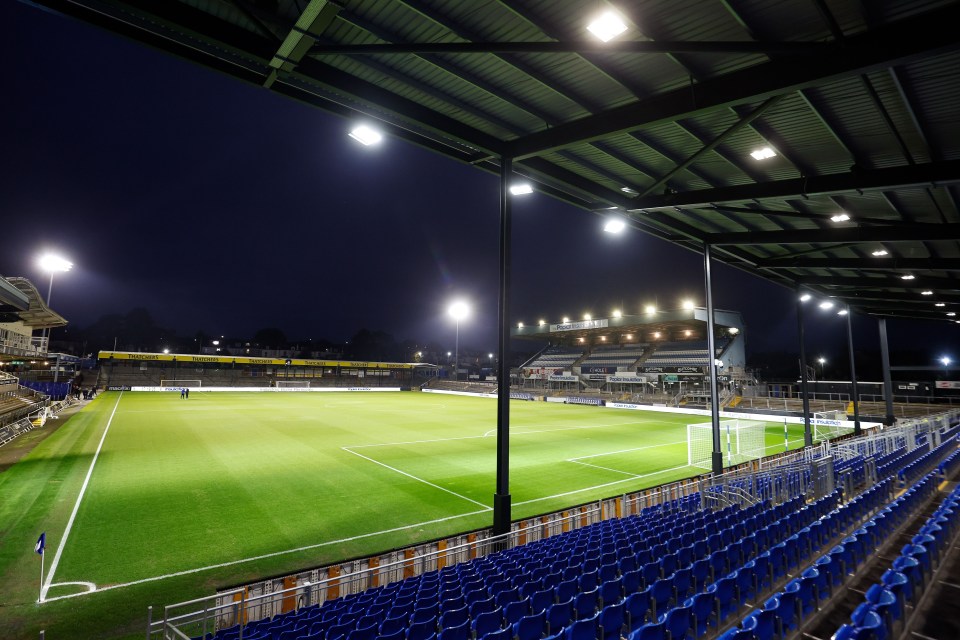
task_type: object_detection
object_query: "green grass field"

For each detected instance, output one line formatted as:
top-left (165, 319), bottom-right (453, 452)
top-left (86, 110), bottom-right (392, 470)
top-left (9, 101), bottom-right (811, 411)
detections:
top-left (0, 391), bottom-right (807, 638)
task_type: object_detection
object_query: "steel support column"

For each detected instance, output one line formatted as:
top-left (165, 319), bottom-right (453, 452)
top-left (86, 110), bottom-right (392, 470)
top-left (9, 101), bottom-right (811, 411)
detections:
top-left (878, 318), bottom-right (896, 426)
top-left (493, 157), bottom-right (513, 537)
top-left (704, 244), bottom-right (723, 476)
top-left (797, 291), bottom-right (813, 446)
top-left (845, 307), bottom-right (861, 435)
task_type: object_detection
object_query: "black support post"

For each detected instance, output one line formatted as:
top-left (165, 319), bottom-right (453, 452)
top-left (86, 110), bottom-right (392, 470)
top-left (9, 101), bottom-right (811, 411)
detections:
top-left (844, 307), bottom-right (861, 435)
top-left (878, 318), bottom-right (896, 426)
top-left (492, 157), bottom-right (513, 537)
top-left (797, 290), bottom-right (813, 447)
top-left (704, 244), bottom-right (723, 476)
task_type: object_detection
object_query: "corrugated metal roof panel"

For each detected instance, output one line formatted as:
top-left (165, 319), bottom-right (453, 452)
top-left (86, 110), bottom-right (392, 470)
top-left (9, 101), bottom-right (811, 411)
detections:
top-left (723, 0), bottom-right (832, 42)
top-left (898, 51), bottom-right (960, 162)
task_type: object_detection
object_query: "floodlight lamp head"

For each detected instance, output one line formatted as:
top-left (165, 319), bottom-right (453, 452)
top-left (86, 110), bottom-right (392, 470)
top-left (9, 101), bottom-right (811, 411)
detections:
top-left (612, 310), bottom-right (622, 318)
top-left (348, 125), bottom-right (383, 146)
top-left (448, 300), bottom-right (469, 321)
top-left (941, 356), bottom-right (952, 366)
top-left (799, 293), bottom-right (812, 302)
top-left (603, 218), bottom-right (626, 234)
top-left (586, 11), bottom-right (628, 42)
top-left (509, 183), bottom-right (533, 196)
top-left (39, 254), bottom-right (73, 273)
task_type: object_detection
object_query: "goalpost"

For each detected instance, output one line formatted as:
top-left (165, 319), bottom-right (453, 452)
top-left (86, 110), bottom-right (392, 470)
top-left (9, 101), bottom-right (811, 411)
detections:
top-left (160, 379), bottom-right (202, 388)
top-left (276, 380), bottom-right (311, 389)
top-left (687, 419), bottom-right (767, 470)
top-left (813, 410), bottom-right (854, 442)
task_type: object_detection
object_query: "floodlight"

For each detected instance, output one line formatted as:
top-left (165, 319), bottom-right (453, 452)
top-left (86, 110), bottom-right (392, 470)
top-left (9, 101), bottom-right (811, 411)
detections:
top-left (348, 125), bottom-right (383, 146)
top-left (681, 300), bottom-right (694, 310)
top-left (818, 357), bottom-right (826, 364)
top-left (830, 213), bottom-right (851, 222)
top-left (935, 303), bottom-right (946, 307)
top-left (872, 249), bottom-right (889, 257)
top-left (921, 290), bottom-right (933, 295)
top-left (901, 274), bottom-right (915, 280)
top-left (749, 147), bottom-right (776, 160)
top-left (644, 305), bottom-right (656, 314)
top-left (819, 301), bottom-right (834, 310)
top-left (620, 186), bottom-right (638, 195)
top-left (447, 351), bottom-right (452, 356)
top-left (729, 328), bottom-right (740, 335)
top-left (517, 322), bottom-right (524, 328)
top-left (509, 183), bottom-right (533, 196)
top-left (625, 334), bottom-right (633, 339)
top-left (448, 300), bottom-right (470, 321)
top-left (584, 314), bottom-right (592, 320)
top-left (941, 356), bottom-right (952, 366)
top-left (837, 309), bottom-right (848, 316)
top-left (603, 218), bottom-right (626, 234)
top-left (488, 353), bottom-right (494, 359)
top-left (612, 309), bottom-right (622, 318)
top-left (212, 340), bottom-right (220, 346)
top-left (163, 348), bottom-right (170, 354)
top-left (684, 330), bottom-right (691, 337)
top-left (587, 11), bottom-right (628, 42)
top-left (39, 254), bottom-right (73, 273)
top-left (538, 319), bottom-right (546, 326)
top-left (600, 336), bottom-right (607, 341)
top-left (653, 332), bottom-right (661, 339)
top-left (799, 293), bottom-right (812, 302)
top-left (562, 317), bottom-right (570, 323)
top-left (949, 312), bottom-right (957, 317)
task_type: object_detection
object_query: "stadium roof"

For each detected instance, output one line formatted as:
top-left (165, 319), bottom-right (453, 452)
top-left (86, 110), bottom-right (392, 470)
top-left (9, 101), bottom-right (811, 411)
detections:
top-left (25, 0), bottom-right (960, 324)
top-left (0, 277), bottom-right (68, 329)
top-left (514, 310), bottom-right (740, 342)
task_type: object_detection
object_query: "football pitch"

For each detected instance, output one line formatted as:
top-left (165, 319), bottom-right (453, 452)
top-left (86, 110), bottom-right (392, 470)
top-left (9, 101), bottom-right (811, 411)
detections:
top-left (0, 390), bottom-right (806, 638)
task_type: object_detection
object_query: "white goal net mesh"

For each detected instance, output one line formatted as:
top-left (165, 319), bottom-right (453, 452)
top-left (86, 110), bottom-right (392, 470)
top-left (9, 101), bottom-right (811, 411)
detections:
top-left (687, 419), bottom-right (768, 470)
top-left (160, 379), bottom-right (202, 388)
top-left (813, 410), bottom-right (853, 441)
top-left (276, 380), bottom-right (311, 389)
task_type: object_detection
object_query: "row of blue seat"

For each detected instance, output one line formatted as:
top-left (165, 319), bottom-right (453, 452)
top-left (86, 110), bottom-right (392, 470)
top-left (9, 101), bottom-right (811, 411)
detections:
top-left (897, 436), bottom-right (959, 487)
top-left (710, 471), bottom-right (935, 640)
top-left (834, 468), bottom-right (959, 640)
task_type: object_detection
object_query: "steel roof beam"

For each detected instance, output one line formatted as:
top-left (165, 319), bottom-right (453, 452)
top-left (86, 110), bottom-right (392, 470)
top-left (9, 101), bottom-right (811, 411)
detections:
top-left (505, 3), bottom-right (960, 160)
top-left (308, 41), bottom-right (839, 56)
top-left (708, 222), bottom-right (960, 246)
top-left (629, 159), bottom-right (960, 211)
top-left (263, 0), bottom-right (339, 88)
top-left (799, 275), bottom-right (960, 290)
top-left (755, 258), bottom-right (960, 271)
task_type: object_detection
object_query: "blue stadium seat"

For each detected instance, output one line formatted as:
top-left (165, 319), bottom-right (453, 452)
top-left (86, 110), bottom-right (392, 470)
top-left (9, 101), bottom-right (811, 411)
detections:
top-left (659, 601), bottom-right (692, 640)
top-left (513, 611), bottom-right (547, 640)
top-left (598, 603), bottom-right (626, 640)
top-left (438, 620), bottom-right (470, 640)
top-left (624, 589), bottom-right (652, 632)
top-left (685, 592), bottom-right (715, 638)
top-left (545, 598), bottom-right (574, 635)
top-left (472, 610), bottom-right (503, 638)
top-left (627, 619), bottom-right (666, 640)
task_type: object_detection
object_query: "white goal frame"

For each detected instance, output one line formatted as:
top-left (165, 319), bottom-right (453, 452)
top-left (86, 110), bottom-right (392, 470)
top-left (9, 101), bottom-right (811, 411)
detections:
top-left (687, 419), bottom-right (767, 470)
top-left (276, 380), bottom-right (311, 389)
top-left (160, 379), bottom-right (202, 388)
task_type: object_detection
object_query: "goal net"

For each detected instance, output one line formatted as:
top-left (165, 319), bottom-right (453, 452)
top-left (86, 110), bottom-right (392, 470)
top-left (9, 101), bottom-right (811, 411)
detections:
top-left (813, 410), bottom-right (854, 441)
top-left (276, 380), bottom-right (311, 389)
top-left (687, 419), bottom-right (767, 470)
top-left (160, 379), bottom-right (202, 388)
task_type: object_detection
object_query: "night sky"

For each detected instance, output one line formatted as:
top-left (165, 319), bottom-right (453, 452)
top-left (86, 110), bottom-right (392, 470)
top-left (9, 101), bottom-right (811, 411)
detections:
top-left (2, 2), bottom-right (955, 368)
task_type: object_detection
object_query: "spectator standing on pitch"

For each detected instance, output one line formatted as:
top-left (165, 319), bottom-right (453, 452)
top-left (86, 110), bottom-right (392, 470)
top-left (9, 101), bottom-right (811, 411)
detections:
top-left (185, 387), bottom-right (190, 399)
top-left (180, 388), bottom-right (185, 399)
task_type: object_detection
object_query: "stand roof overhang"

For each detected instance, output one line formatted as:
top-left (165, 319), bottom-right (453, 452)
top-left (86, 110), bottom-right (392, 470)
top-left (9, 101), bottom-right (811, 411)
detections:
top-left (22, 0), bottom-right (960, 324)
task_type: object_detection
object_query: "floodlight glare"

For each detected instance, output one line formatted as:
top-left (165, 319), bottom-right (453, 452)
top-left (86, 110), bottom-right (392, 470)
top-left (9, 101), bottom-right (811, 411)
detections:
top-left (348, 125), bottom-right (383, 146)
top-left (612, 309), bottom-right (622, 318)
top-left (830, 213), bottom-right (851, 222)
top-left (837, 309), bottom-right (848, 316)
top-left (948, 312), bottom-right (957, 317)
top-left (603, 218), bottom-right (626, 234)
top-left (901, 274), bottom-right (915, 280)
top-left (448, 300), bottom-right (470, 321)
top-left (935, 303), bottom-right (946, 307)
top-left (538, 319), bottom-right (546, 326)
top-left (562, 317), bottom-right (570, 323)
top-left (517, 321), bottom-right (524, 328)
top-left (750, 147), bottom-right (776, 160)
top-left (872, 249), bottom-right (889, 257)
top-left (488, 353), bottom-right (494, 359)
top-left (644, 305), bottom-right (656, 314)
top-left (509, 183), bottom-right (533, 196)
top-left (800, 293), bottom-right (812, 302)
top-left (39, 254), bottom-right (73, 273)
top-left (941, 356), bottom-right (952, 366)
top-left (729, 327), bottom-right (740, 335)
top-left (584, 313), bottom-right (592, 320)
top-left (819, 301), bottom-right (834, 310)
top-left (620, 186), bottom-right (638, 195)
top-left (163, 348), bottom-right (170, 354)
top-left (653, 332), bottom-right (661, 338)
top-left (681, 300), bottom-right (695, 310)
top-left (586, 11), bottom-right (628, 42)
top-left (818, 357), bottom-right (826, 364)
top-left (921, 290), bottom-right (934, 295)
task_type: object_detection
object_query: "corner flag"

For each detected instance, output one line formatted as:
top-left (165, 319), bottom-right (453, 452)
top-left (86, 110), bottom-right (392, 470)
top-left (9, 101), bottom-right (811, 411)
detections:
top-left (35, 532), bottom-right (45, 555)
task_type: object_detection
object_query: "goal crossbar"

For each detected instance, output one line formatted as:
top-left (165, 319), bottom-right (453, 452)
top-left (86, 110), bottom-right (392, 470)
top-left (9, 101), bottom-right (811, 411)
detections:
top-left (160, 379), bottom-right (202, 388)
top-left (687, 419), bottom-right (767, 470)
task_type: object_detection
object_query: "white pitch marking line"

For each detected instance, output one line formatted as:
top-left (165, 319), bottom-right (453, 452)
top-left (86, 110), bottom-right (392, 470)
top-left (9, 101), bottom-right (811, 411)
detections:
top-left (44, 581), bottom-right (97, 596)
top-left (38, 507), bottom-right (492, 603)
top-left (568, 440), bottom-right (686, 461)
top-left (341, 447), bottom-right (491, 510)
top-left (567, 460), bottom-right (642, 477)
top-left (513, 463), bottom-right (694, 506)
top-left (41, 392), bottom-right (123, 602)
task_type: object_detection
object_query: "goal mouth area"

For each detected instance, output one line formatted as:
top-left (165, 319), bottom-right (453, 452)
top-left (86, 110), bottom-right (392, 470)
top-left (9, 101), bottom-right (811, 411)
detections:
top-left (276, 381), bottom-right (311, 389)
top-left (687, 419), bottom-right (768, 470)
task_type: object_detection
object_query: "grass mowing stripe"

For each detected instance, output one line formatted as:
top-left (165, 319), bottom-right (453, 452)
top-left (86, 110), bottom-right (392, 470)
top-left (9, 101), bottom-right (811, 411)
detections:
top-left (41, 392), bottom-right (122, 601)
top-left (512, 463), bottom-right (695, 506)
top-left (341, 447), bottom-right (492, 510)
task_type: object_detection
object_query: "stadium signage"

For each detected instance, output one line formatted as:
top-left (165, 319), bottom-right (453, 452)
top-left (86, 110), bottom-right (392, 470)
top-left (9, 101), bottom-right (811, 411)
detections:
top-left (107, 385), bottom-right (132, 391)
top-left (581, 366), bottom-right (616, 374)
top-left (549, 319), bottom-right (609, 332)
top-left (936, 381), bottom-right (960, 389)
top-left (641, 366), bottom-right (703, 374)
top-left (608, 376), bottom-right (645, 384)
top-left (548, 375), bottom-right (579, 382)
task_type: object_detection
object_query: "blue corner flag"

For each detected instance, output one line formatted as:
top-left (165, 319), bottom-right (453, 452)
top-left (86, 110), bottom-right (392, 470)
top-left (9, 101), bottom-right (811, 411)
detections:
top-left (35, 532), bottom-right (45, 555)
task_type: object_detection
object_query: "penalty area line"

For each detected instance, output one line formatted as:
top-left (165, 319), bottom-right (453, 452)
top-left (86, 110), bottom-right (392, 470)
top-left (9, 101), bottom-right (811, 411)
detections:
top-left (41, 392), bottom-right (124, 602)
top-left (38, 507), bottom-right (492, 604)
top-left (514, 463), bottom-right (694, 507)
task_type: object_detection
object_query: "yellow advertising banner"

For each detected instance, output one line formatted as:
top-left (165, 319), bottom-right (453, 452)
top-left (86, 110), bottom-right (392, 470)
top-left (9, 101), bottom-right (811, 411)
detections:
top-left (97, 351), bottom-right (413, 369)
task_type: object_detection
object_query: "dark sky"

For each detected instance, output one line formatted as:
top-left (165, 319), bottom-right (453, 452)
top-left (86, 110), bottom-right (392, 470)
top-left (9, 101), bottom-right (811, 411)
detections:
top-left (2, 2), bottom-right (955, 366)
